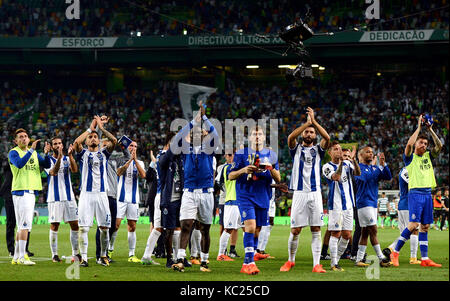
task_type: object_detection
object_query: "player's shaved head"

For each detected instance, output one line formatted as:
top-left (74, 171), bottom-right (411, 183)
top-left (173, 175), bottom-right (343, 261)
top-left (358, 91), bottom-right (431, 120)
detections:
top-left (359, 145), bottom-right (373, 164)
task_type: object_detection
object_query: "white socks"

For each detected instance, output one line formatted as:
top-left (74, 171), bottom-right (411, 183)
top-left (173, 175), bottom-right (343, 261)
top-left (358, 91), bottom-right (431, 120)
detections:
top-left (288, 232), bottom-right (299, 263)
top-left (191, 229), bottom-right (201, 257)
top-left (172, 230), bottom-right (181, 260)
top-left (219, 231), bottom-right (231, 256)
top-left (329, 236), bottom-right (339, 266)
top-left (70, 230), bottom-right (79, 256)
top-left (79, 227), bottom-right (89, 261)
top-left (49, 230), bottom-right (58, 257)
top-left (128, 231), bottom-right (136, 257)
top-left (100, 228), bottom-right (109, 257)
top-left (337, 238), bottom-right (349, 259)
top-left (373, 244), bottom-right (384, 260)
top-left (177, 248), bottom-right (187, 260)
top-left (143, 229), bottom-right (161, 259)
top-left (258, 225), bottom-right (273, 251)
top-left (18, 240), bottom-right (27, 260)
top-left (13, 240), bottom-right (20, 260)
top-left (410, 234), bottom-right (419, 258)
top-left (311, 231), bottom-right (322, 267)
top-left (356, 244), bottom-right (367, 262)
top-left (109, 231), bottom-right (118, 251)
top-left (200, 252), bottom-right (209, 263)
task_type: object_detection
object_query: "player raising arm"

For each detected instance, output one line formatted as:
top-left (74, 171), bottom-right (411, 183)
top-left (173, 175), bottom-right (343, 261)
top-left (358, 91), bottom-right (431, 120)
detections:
top-left (73, 116), bottom-right (117, 267)
top-left (390, 115), bottom-right (443, 267)
top-left (281, 107), bottom-right (331, 273)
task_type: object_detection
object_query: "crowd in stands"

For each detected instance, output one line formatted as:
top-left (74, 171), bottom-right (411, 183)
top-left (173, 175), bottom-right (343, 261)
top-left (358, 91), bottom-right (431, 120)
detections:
top-left (0, 0), bottom-right (448, 38)
top-left (1, 72), bottom-right (448, 204)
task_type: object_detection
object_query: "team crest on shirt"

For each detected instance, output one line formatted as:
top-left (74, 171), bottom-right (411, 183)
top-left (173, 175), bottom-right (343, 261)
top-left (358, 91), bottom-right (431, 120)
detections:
top-left (242, 211), bottom-right (247, 218)
top-left (335, 223), bottom-right (339, 228)
top-left (412, 214), bottom-right (416, 219)
top-left (231, 162), bottom-right (236, 169)
top-left (29, 158), bottom-right (34, 164)
top-left (163, 208), bottom-right (168, 215)
top-left (370, 218), bottom-right (374, 223)
top-left (23, 222), bottom-right (27, 227)
top-left (310, 148), bottom-right (316, 156)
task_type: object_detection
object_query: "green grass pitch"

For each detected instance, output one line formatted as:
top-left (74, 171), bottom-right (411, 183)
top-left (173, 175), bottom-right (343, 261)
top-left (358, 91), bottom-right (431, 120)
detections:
top-left (0, 224), bottom-right (448, 281)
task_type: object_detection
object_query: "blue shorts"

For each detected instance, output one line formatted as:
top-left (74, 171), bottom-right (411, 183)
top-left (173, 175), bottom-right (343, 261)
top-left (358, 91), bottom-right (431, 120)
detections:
top-left (408, 192), bottom-right (433, 225)
top-left (238, 202), bottom-right (268, 227)
top-left (161, 200), bottom-right (181, 229)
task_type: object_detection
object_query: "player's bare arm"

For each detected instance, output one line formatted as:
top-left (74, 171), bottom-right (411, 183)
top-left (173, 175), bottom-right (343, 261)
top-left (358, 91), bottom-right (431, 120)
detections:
top-left (117, 155), bottom-right (134, 177)
top-left (427, 124), bottom-right (443, 157)
top-left (67, 144), bottom-right (78, 173)
top-left (307, 107), bottom-right (331, 150)
top-left (133, 149), bottom-right (146, 179)
top-left (95, 115), bottom-right (117, 153)
top-left (74, 117), bottom-right (97, 153)
top-left (405, 115), bottom-right (423, 156)
top-left (331, 161), bottom-right (344, 182)
top-left (287, 112), bottom-right (313, 149)
top-left (350, 145), bottom-right (361, 176)
top-left (49, 144), bottom-right (63, 176)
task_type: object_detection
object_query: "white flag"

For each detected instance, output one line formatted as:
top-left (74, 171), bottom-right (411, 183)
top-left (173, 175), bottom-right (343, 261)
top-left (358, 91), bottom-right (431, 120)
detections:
top-left (178, 83), bottom-right (217, 120)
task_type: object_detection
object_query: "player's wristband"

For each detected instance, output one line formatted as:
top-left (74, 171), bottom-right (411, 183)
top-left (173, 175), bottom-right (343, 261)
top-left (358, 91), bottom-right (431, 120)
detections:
top-left (266, 165), bottom-right (273, 170)
top-left (87, 128), bottom-right (92, 133)
top-left (29, 148), bottom-right (34, 153)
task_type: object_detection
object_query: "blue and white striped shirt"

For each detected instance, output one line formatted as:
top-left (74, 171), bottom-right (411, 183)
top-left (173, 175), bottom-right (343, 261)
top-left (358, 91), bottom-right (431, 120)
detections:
top-left (45, 156), bottom-right (75, 202)
top-left (76, 148), bottom-right (110, 193)
top-left (322, 160), bottom-right (355, 211)
top-left (117, 159), bottom-right (145, 204)
top-left (289, 144), bottom-right (325, 192)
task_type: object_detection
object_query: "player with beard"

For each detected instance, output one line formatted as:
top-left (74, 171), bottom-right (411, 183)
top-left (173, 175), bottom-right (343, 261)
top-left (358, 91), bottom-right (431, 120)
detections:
top-left (322, 142), bottom-right (360, 271)
top-left (280, 107), bottom-right (331, 273)
top-left (45, 137), bottom-right (80, 263)
top-left (73, 116), bottom-right (117, 267)
top-left (354, 146), bottom-right (392, 267)
top-left (390, 115), bottom-right (443, 267)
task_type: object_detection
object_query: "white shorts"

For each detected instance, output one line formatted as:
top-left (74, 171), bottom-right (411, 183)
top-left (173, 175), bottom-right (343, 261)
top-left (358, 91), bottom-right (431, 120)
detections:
top-left (78, 191), bottom-right (111, 228)
top-left (223, 204), bottom-right (242, 229)
top-left (290, 190), bottom-right (324, 228)
top-left (180, 189), bottom-right (214, 225)
top-left (12, 192), bottom-right (35, 230)
top-left (48, 200), bottom-right (78, 224)
top-left (117, 202), bottom-right (139, 221)
top-left (268, 199), bottom-right (276, 218)
top-left (328, 209), bottom-right (353, 231)
top-left (358, 207), bottom-right (378, 227)
top-left (153, 193), bottom-right (162, 228)
top-left (398, 210), bottom-right (419, 231)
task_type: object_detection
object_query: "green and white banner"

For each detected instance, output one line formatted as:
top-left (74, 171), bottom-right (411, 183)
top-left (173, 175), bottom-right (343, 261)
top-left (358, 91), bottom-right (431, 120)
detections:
top-left (46, 37), bottom-right (118, 48)
top-left (359, 30), bottom-right (435, 42)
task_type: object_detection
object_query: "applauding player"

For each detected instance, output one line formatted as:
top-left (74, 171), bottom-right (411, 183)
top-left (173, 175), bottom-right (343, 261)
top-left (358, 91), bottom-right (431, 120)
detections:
top-left (113, 141), bottom-right (146, 263)
top-left (390, 115), bottom-right (443, 267)
top-left (45, 137), bottom-right (80, 263)
top-left (322, 142), bottom-right (360, 271)
top-left (281, 107), bottom-right (331, 273)
top-left (73, 116), bottom-right (117, 267)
